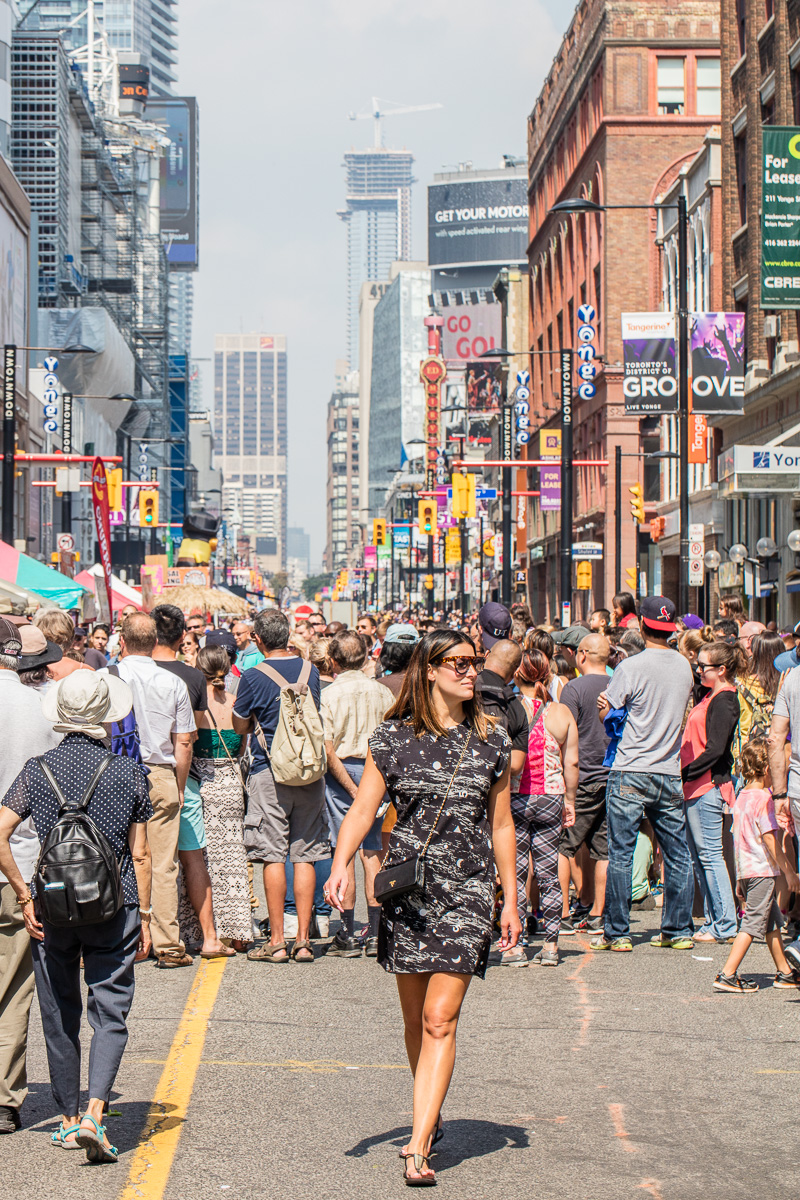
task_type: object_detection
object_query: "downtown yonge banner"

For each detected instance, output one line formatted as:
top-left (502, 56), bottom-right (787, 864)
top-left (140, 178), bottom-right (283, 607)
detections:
top-left (761, 126), bottom-right (800, 308)
top-left (621, 312), bottom-right (746, 416)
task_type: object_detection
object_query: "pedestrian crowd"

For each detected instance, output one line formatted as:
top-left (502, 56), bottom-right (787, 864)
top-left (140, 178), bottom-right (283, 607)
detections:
top-left (1, 586), bottom-right (799, 1184)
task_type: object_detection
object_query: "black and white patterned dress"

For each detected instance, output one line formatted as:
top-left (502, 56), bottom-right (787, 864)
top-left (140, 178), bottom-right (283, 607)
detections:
top-left (369, 719), bottom-right (510, 978)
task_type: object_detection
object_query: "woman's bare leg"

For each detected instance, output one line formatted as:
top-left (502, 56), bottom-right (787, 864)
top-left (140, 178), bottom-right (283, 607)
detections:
top-left (403, 971), bottom-right (472, 1181)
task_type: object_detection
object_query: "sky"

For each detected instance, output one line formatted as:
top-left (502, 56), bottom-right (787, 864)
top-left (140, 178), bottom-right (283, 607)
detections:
top-left (178, 0), bottom-right (571, 569)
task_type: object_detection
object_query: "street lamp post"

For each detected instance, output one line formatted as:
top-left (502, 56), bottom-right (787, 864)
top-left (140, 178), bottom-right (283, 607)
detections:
top-left (550, 196), bottom-right (690, 614)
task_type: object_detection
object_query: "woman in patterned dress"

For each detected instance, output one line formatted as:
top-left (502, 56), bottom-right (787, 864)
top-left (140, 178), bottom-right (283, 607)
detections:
top-left (326, 630), bottom-right (520, 1187)
top-left (193, 646), bottom-right (252, 949)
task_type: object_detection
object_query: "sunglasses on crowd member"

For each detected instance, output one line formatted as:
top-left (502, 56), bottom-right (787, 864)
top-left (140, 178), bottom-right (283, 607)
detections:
top-left (186, 621), bottom-right (204, 632)
top-left (437, 654), bottom-right (486, 677)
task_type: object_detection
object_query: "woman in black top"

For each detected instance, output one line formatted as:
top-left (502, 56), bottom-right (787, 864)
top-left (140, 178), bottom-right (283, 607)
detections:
top-left (680, 641), bottom-right (745, 943)
top-left (326, 630), bottom-right (520, 1187)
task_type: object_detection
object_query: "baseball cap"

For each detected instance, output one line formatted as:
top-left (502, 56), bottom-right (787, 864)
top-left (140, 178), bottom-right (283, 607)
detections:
top-left (0, 617), bottom-right (22, 657)
top-left (681, 613), bottom-right (705, 631)
top-left (384, 622), bottom-right (419, 645)
top-left (639, 596), bottom-right (678, 632)
top-left (478, 602), bottom-right (512, 648)
top-left (205, 629), bottom-right (237, 664)
top-left (552, 624), bottom-right (591, 650)
top-left (18, 625), bottom-right (62, 671)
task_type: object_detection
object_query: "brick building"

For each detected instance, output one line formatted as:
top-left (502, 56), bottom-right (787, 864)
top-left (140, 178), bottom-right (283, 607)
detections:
top-left (525, 0), bottom-right (720, 617)
top-left (717, 0), bottom-right (800, 624)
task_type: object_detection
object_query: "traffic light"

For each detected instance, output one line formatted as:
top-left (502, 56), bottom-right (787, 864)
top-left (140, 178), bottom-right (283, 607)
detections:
top-left (629, 482), bottom-right (645, 524)
top-left (106, 468), bottom-right (123, 512)
top-left (423, 574), bottom-right (434, 590)
top-left (625, 567), bottom-right (637, 593)
top-left (451, 471), bottom-right (476, 519)
top-left (418, 499), bottom-right (438, 536)
top-left (373, 517), bottom-right (387, 546)
top-left (576, 561), bottom-right (592, 590)
top-left (139, 489), bottom-right (158, 528)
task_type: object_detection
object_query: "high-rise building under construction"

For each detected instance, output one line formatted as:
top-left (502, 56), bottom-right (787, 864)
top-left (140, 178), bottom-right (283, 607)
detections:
top-left (338, 148), bottom-right (414, 367)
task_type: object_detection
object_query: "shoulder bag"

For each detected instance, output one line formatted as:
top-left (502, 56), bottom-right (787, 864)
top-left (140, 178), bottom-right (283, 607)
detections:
top-left (374, 729), bottom-right (471, 905)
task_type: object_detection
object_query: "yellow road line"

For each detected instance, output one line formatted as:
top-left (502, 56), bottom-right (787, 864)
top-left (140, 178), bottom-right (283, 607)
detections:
top-left (119, 958), bottom-right (227, 1200)
top-left (137, 1058), bottom-right (407, 1073)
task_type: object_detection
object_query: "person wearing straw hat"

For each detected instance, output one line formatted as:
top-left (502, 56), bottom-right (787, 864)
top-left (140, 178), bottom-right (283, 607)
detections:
top-left (0, 617), bottom-right (61, 1135)
top-left (0, 670), bottom-right (153, 1163)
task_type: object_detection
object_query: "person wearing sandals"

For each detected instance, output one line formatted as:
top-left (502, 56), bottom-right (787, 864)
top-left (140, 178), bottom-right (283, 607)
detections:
top-left (193, 646), bottom-right (252, 950)
top-left (502, 647), bottom-right (578, 967)
top-left (325, 630), bottom-right (521, 1187)
top-left (0, 670), bottom-right (153, 1163)
top-left (714, 739), bottom-right (800, 992)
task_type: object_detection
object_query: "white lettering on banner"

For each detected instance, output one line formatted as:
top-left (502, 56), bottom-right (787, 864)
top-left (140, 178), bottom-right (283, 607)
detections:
top-left (434, 205), bottom-right (529, 223)
top-left (623, 377), bottom-right (679, 398)
top-left (42, 356), bottom-right (59, 434)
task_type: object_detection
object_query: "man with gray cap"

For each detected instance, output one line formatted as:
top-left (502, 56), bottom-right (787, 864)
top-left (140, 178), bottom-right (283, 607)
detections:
top-left (0, 618), bottom-right (61, 1134)
top-left (0, 670), bottom-right (152, 1161)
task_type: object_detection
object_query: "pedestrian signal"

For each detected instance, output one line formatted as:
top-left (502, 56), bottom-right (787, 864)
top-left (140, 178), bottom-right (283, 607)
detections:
top-left (139, 490), bottom-right (158, 527)
top-left (624, 567), bottom-right (637, 592)
top-left (451, 471), bottom-right (476, 519)
top-left (629, 483), bottom-right (645, 524)
top-left (418, 499), bottom-right (437, 536)
top-left (373, 518), bottom-right (387, 546)
top-left (106, 468), bottom-right (123, 512)
top-left (576, 561), bottom-right (592, 590)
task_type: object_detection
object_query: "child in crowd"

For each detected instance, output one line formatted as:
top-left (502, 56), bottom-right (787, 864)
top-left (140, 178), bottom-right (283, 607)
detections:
top-left (714, 738), bottom-right (800, 993)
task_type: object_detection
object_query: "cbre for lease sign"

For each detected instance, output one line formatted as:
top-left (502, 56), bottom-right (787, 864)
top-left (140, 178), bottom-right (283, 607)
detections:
top-left (761, 127), bottom-right (800, 309)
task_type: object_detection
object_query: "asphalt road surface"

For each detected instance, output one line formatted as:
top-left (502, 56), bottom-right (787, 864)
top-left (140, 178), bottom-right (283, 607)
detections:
top-left (4, 905), bottom-right (799, 1200)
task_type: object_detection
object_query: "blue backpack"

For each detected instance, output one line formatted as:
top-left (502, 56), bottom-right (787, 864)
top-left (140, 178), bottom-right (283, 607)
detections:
top-left (106, 666), bottom-right (149, 774)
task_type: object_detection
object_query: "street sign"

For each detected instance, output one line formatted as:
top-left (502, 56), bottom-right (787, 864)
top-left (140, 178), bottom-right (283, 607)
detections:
top-left (446, 487), bottom-right (497, 500)
top-left (688, 522), bottom-right (704, 587)
top-left (572, 541), bottom-right (603, 559)
top-left (394, 530), bottom-right (410, 548)
top-left (57, 532), bottom-right (75, 552)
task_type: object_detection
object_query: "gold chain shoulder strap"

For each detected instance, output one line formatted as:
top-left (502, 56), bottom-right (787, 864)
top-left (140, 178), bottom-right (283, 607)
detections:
top-left (418, 728), bottom-right (472, 861)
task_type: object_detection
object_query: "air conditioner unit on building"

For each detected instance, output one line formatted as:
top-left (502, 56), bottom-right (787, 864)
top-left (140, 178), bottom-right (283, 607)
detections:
top-left (764, 315), bottom-right (781, 340)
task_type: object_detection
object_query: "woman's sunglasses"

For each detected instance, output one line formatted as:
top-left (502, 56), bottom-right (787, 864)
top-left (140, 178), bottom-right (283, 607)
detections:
top-left (437, 654), bottom-right (485, 677)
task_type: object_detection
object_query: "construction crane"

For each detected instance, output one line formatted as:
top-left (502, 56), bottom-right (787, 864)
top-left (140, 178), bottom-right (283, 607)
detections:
top-left (349, 96), bottom-right (442, 148)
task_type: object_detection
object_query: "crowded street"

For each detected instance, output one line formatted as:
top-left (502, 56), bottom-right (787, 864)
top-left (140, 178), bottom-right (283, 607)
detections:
top-left (3, 903), bottom-right (798, 1200)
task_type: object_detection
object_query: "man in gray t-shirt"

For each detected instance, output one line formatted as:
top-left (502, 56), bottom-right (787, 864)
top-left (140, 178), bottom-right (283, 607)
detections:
top-left (768, 669), bottom-right (800, 970)
top-left (594, 597), bottom-right (695, 951)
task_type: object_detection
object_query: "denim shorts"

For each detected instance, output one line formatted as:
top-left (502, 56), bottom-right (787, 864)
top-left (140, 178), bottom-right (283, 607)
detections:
top-left (324, 757), bottom-right (383, 851)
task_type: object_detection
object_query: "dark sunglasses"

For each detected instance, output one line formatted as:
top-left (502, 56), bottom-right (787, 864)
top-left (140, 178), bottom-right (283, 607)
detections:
top-left (437, 654), bottom-right (485, 677)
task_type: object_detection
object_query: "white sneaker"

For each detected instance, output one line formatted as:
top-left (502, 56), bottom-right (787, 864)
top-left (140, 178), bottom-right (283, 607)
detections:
top-left (315, 914), bottom-right (330, 938)
top-left (284, 913), bottom-right (299, 938)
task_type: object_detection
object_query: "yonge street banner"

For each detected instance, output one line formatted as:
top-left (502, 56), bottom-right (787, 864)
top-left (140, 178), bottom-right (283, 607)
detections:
top-left (761, 126), bottom-right (800, 309)
top-left (690, 312), bottom-right (745, 415)
top-left (621, 313), bottom-right (677, 414)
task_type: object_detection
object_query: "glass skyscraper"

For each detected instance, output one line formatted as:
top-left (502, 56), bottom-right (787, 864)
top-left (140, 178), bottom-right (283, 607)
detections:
top-left (214, 334), bottom-right (288, 573)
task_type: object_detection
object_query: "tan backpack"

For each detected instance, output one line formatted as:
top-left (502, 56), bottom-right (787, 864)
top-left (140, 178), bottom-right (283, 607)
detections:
top-left (253, 661), bottom-right (327, 786)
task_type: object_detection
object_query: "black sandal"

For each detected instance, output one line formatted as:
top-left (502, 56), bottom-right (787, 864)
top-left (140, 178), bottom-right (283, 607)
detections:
top-left (401, 1152), bottom-right (436, 1187)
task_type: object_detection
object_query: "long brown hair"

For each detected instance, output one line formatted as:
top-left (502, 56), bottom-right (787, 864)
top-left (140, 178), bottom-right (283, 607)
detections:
top-left (698, 639), bottom-right (747, 681)
top-left (386, 629), bottom-right (492, 740)
top-left (747, 632), bottom-right (784, 698)
top-left (516, 646), bottom-right (550, 706)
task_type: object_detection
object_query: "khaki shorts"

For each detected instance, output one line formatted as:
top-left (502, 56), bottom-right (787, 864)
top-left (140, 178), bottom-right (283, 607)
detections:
top-left (244, 769), bottom-right (330, 864)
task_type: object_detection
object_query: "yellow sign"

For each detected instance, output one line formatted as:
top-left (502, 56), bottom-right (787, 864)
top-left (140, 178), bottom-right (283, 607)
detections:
top-left (482, 537), bottom-right (496, 557)
top-left (540, 429), bottom-right (561, 458)
top-left (445, 528), bottom-right (461, 565)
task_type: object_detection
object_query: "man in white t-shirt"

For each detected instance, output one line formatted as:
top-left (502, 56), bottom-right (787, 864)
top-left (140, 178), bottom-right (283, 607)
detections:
top-left (115, 613), bottom-right (196, 968)
top-left (595, 596), bottom-right (694, 953)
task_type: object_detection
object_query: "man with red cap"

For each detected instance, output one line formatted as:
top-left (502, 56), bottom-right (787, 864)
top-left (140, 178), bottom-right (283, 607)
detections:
top-left (595, 596), bottom-right (695, 952)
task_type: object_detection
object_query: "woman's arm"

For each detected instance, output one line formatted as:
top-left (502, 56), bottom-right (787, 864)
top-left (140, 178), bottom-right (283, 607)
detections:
top-left (129, 822), bottom-right (152, 961)
top-left (487, 765), bottom-right (521, 951)
top-left (560, 711), bottom-right (579, 824)
top-left (326, 751), bottom-right (388, 911)
top-left (0, 806), bottom-right (43, 942)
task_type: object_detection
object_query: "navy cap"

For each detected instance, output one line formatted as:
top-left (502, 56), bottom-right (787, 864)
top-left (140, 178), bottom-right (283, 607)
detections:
top-left (205, 629), bottom-right (237, 664)
top-left (479, 602), bottom-right (512, 648)
top-left (640, 595), bottom-right (677, 632)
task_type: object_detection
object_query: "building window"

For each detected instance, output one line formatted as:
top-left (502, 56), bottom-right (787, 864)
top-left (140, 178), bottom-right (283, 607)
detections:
top-left (737, 0), bottom-right (746, 57)
top-left (696, 58), bottom-right (720, 115)
top-left (735, 133), bottom-right (747, 224)
top-left (657, 58), bottom-right (685, 114)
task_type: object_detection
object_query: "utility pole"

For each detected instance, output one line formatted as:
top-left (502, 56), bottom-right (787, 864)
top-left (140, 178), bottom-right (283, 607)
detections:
top-left (459, 517), bottom-right (467, 616)
top-left (677, 191), bottom-right (690, 617)
top-left (559, 349), bottom-right (573, 625)
top-left (615, 442), bottom-right (622, 595)
top-left (501, 395), bottom-right (512, 607)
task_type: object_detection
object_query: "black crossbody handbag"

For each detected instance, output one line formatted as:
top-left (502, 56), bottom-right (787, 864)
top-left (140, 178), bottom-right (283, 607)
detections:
top-left (373, 730), bottom-right (471, 905)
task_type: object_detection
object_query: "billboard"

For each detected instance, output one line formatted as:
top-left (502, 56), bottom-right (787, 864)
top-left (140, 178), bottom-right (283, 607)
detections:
top-left (441, 304), bottom-right (502, 365)
top-left (621, 313), bottom-right (677, 414)
top-left (148, 97), bottom-right (199, 269)
top-left (428, 177), bottom-right (529, 268)
top-left (466, 360), bottom-right (501, 444)
top-left (690, 312), bottom-right (745, 414)
top-left (761, 127), bottom-right (800, 309)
